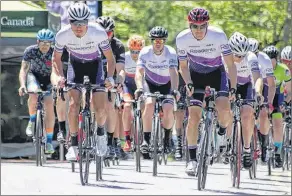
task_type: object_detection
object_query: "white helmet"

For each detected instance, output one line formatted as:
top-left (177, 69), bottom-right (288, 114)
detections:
top-left (67, 2), bottom-right (91, 21)
top-left (248, 38), bottom-right (259, 53)
top-left (228, 32), bottom-right (249, 56)
top-left (281, 46), bottom-right (292, 60)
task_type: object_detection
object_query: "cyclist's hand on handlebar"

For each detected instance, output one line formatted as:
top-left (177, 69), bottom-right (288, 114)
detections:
top-left (254, 93), bottom-right (264, 106)
top-left (229, 88), bottom-right (236, 101)
top-left (134, 88), bottom-right (144, 100)
top-left (57, 76), bottom-right (66, 88)
top-left (105, 77), bottom-right (115, 90)
top-left (18, 86), bottom-right (27, 96)
top-left (171, 90), bottom-right (181, 101)
top-left (185, 83), bottom-right (194, 97)
top-left (116, 83), bottom-right (123, 93)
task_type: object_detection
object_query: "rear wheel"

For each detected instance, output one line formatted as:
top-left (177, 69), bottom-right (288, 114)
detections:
top-left (152, 117), bottom-right (159, 176)
top-left (197, 129), bottom-right (208, 191)
top-left (236, 122), bottom-right (242, 188)
top-left (35, 110), bottom-right (42, 167)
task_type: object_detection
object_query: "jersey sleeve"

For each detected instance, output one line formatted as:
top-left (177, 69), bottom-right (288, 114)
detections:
top-left (137, 48), bottom-right (147, 68)
top-left (54, 30), bottom-right (66, 53)
top-left (22, 46), bottom-right (33, 61)
top-left (248, 53), bottom-right (260, 73)
top-left (259, 55), bottom-right (274, 78)
top-left (115, 43), bottom-right (125, 64)
top-left (97, 30), bottom-right (111, 51)
top-left (168, 47), bottom-right (178, 68)
top-left (219, 32), bottom-right (232, 56)
top-left (176, 35), bottom-right (188, 61)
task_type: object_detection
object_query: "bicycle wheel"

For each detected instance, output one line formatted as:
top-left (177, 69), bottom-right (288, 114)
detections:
top-left (230, 121), bottom-right (240, 187)
top-left (96, 155), bottom-right (103, 181)
top-left (236, 122), bottom-right (242, 188)
top-left (267, 130), bottom-right (273, 176)
top-left (197, 126), bottom-right (208, 190)
top-left (249, 135), bottom-right (256, 179)
top-left (135, 115), bottom-right (142, 172)
top-left (35, 110), bottom-right (42, 167)
top-left (78, 113), bottom-right (91, 186)
top-left (152, 116), bottom-right (159, 176)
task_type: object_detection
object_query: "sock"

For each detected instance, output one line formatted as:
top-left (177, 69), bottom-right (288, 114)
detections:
top-left (124, 130), bottom-right (131, 141)
top-left (107, 132), bottom-right (114, 146)
top-left (96, 125), bottom-right (105, 136)
top-left (114, 137), bottom-right (119, 147)
top-left (243, 146), bottom-right (251, 153)
top-left (177, 135), bottom-right (182, 147)
top-left (164, 128), bottom-right (171, 142)
top-left (30, 114), bottom-right (37, 123)
top-left (71, 135), bottom-right (78, 146)
top-left (259, 132), bottom-right (269, 147)
top-left (274, 142), bottom-right (283, 154)
top-left (46, 128), bottom-right (54, 144)
top-left (218, 125), bottom-right (227, 136)
top-left (144, 132), bottom-right (151, 144)
top-left (58, 121), bottom-right (66, 132)
top-left (188, 145), bottom-right (197, 161)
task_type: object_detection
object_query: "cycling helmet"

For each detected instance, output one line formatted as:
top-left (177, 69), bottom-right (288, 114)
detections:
top-left (67, 2), bottom-right (90, 21)
top-left (96, 16), bottom-right (115, 32)
top-left (281, 46), bottom-right (292, 60)
top-left (188, 8), bottom-right (210, 24)
top-left (149, 26), bottom-right (168, 39)
top-left (263, 45), bottom-right (279, 59)
top-left (248, 38), bottom-right (259, 52)
top-left (228, 32), bottom-right (249, 56)
top-left (127, 35), bottom-right (145, 50)
top-left (37, 29), bottom-right (55, 42)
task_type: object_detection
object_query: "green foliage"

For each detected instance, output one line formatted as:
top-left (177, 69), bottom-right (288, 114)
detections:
top-left (102, 1), bottom-right (291, 50)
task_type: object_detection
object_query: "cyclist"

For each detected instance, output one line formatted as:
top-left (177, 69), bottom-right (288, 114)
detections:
top-left (248, 38), bottom-right (276, 163)
top-left (263, 45), bottom-right (291, 167)
top-left (122, 35), bottom-right (145, 152)
top-left (176, 8), bottom-right (237, 176)
top-left (18, 29), bottom-right (56, 154)
top-left (135, 26), bottom-right (180, 159)
top-left (225, 32), bottom-right (262, 168)
top-left (51, 2), bottom-right (116, 161)
top-left (95, 16), bottom-right (126, 159)
top-left (281, 46), bottom-right (292, 71)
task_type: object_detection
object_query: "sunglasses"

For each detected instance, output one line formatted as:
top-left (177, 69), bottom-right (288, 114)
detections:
top-left (70, 20), bottom-right (88, 26)
top-left (151, 39), bottom-right (166, 44)
top-left (130, 50), bottom-right (140, 54)
top-left (190, 23), bottom-right (208, 30)
top-left (234, 54), bottom-right (245, 58)
top-left (39, 41), bottom-right (52, 46)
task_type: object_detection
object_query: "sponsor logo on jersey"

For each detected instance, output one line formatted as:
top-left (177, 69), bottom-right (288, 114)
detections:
top-left (148, 63), bottom-right (168, 69)
top-left (189, 48), bottom-right (216, 54)
top-left (178, 49), bottom-right (186, 55)
top-left (221, 44), bottom-right (230, 51)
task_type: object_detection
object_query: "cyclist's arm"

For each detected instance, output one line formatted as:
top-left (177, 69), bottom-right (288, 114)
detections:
top-left (19, 60), bottom-right (30, 87)
top-left (115, 45), bottom-right (126, 84)
top-left (51, 50), bottom-right (64, 86)
top-left (135, 66), bottom-right (144, 89)
top-left (285, 80), bottom-right (291, 102)
top-left (252, 71), bottom-right (262, 95)
top-left (103, 49), bottom-right (116, 78)
top-left (223, 54), bottom-right (237, 90)
top-left (169, 67), bottom-right (179, 91)
top-left (266, 76), bottom-right (276, 104)
top-left (179, 59), bottom-right (192, 84)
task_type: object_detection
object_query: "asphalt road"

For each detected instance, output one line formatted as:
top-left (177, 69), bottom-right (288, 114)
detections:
top-left (1, 158), bottom-right (291, 195)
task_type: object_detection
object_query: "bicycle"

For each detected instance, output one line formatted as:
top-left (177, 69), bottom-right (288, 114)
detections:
top-left (123, 98), bottom-right (143, 172)
top-left (20, 90), bottom-right (52, 167)
top-left (65, 76), bottom-right (106, 185)
top-left (195, 87), bottom-right (218, 191)
top-left (282, 102), bottom-right (291, 171)
top-left (142, 92), bottom-right (176, 176)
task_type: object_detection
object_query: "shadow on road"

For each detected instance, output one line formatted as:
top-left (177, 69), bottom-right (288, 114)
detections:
top-left (86, 182), bottom-right (144, 190)
top-left (203, 188), bottom-right (260, 195)
top-left (101, 179), bottom-right (153, 186)
top-left (239, 186), bottom-right (288, 194)
top-left (255, 177), bottom-right (291, 184)
top-left (241, 181), bottom-right (289, 187)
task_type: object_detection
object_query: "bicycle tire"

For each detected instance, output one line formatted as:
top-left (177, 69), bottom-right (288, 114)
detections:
top-left (96, 155), bottom-right (103, 181)
top-left (249, 135), bottom-right (255, 179)
top-left (153, 116), bottom-right (159, 176)
top-left (236, 121), bottom-right (242, 188)
top-left (71, 162), bottom-right (75, 172)
top-left (197, 127), bottom-right (207, 191)
top-left (134, 116), bottom-right (141, 172)
top-left (267, 130), bottom-right (273, 176)
top-left (230, 121), bottom-right (238, 187)
top-left (35, 110), bottom-right (42, 167)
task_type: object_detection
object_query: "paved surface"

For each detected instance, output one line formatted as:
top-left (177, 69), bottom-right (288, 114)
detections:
top-left (1, 158), bottom-right (291, 195)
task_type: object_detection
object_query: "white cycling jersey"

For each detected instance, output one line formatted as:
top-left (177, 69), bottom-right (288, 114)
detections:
top-left (54, 22), bottom-right (110, 62)
top-left (125, 51), bottom-right (137, 78)
top-left (224, 51), bottom-right (259, 85)
top-left (176, 26), bottom-right (232, 74)
top-left (137, 45), bottom-right (178, 85)
top-left (257, 51), bottom-right (274, 84)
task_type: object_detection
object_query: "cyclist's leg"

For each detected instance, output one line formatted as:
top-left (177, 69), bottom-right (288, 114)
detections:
top-left (141, 80), bottom-right (155, 159)
top-left (272, 93), bottom-right (284, 167)
top-left (26, 72), bottom-right (39, 136)
top-left (43, 92), bottom-right (55, 154)
top-left (185, 70), bottom-right (206, 176)
top-left (259, 85), bottom-right (270, 163)
top-left (239, 83), bottom-right (255, 169)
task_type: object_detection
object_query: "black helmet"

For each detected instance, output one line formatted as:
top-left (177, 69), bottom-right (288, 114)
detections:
top-left (96, 16), bottom-right (115, 32)
top-left (263, 45), bottom-right (279, 59)
top-left (149, 26), bottom-right (168, 39)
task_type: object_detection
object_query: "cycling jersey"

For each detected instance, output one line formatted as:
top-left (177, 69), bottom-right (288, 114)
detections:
top-left (176, 26), bottom-right (232, 74)
top-left (273, 63), bottom-right (291, 94)
top-left (123, 51), bottom-right (137, 100)
top-left (54, 22), bottom-right (110, 85)
top-left (23, 44), bottom-right (54, 91)
top-left (257, 51), bottom-right (274, 83)
top-left (137, 45), bottom-right (178, 86)
top-left (101, 37), bottom-right (125, 79)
